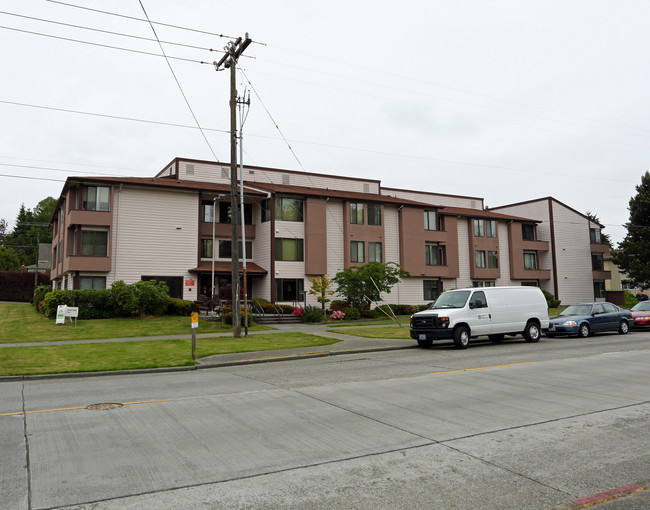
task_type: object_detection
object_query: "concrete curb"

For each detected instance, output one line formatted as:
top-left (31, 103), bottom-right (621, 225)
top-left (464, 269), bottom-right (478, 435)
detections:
top-left (0, 344), bottom-right (416, 382)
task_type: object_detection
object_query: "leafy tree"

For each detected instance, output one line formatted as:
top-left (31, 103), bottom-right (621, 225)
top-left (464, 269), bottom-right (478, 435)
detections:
top-left (4, 198), bottom-right (57, 266)
top-left (612, 171), bottom-right (650, 289)
top-left (332, 262), bottom-right (410, 309)
top-left (308, 275), bottom-right (335, 311)
top-left (0, 245), bottom-right (21, 271)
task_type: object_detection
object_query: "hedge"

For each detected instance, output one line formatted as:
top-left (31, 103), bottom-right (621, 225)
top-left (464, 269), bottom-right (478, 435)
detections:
top-left (0, 271), bottom-right (50, 302)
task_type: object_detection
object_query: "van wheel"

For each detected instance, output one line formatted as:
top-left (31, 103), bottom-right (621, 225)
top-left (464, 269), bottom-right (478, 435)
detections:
top-left (417, 339), bottom-right (433, 348)
top-left (488, 334), bottom-right (505, 343)
top-left (523, 321), bottom-right (541, 342)
top-left (453, 326), bottom-right (470, 349)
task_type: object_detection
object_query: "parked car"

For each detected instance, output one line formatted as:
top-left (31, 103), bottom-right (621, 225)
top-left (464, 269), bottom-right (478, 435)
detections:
top-left (630, 301), bottom-right (650, 328)
top-left (546, 302), bottom-right (633, 338)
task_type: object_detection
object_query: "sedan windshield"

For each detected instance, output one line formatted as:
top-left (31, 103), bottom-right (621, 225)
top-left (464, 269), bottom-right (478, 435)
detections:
top-left (559, 304), bottom-right (593, 316)
top-left (631, 302), bottom-right (650, 312)
top-left (429, 290), bottom-right (470, 309)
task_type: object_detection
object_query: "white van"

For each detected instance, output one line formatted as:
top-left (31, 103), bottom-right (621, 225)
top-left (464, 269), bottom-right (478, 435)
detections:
top-left (409, 286), bottom-right (550, 349)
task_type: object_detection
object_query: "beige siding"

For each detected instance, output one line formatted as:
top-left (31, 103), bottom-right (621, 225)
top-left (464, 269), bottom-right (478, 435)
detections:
top-left (382, 188), bottom-right (483, 209)
top-left (252, 221), bottom-right (272, 301)
top-left (325, 200), bottom-right (345, 302)
top-left (111, 187), bottom-right (199, 301)
top-left (551, 201), bottom-right (593, 304)
top-left (383, 206), bottom-right (400, 265)
top-left (456, 218), bottom-right (472, 288)
top-left (495, 221), bottom-right (511, 285)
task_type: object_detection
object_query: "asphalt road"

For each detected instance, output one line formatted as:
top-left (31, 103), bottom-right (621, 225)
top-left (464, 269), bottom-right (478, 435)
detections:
top-left (1, 331), bottom-right (649, 510)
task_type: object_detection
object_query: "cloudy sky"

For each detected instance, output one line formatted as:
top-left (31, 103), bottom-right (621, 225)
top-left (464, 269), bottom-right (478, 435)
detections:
top-left (1, 0), bottom-right (648, 244)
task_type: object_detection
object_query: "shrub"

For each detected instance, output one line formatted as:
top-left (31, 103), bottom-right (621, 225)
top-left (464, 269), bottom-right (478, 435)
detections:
top-left (542, 290), bottom-right (561, 308)
top-left (43, 289), bottom-right (73, 319)
top-left (302, 305), bottom-right (325, 323)
top-left (330, 310), bottom-right (345, 320)
top-left (166, 298), bottom-right (198, 316)
top-left (341, 306), bottom-right (360, 320)
top-left (33, 284), bottom-right (51, 310)
top-left (329, 300), bottom-right (348, 312)
top-left (624, 290), bottom-right (638, 309)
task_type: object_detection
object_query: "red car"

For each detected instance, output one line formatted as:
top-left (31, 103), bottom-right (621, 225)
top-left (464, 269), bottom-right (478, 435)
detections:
top-left (630, 301), bottom-right (650, 328)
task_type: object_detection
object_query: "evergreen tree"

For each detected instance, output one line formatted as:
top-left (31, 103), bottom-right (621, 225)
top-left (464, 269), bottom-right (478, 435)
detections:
top-left (612, 171), bottom-right (650, 288)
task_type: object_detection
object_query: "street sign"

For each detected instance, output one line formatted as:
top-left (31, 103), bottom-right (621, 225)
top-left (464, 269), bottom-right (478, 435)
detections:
top-left (191, 312), bottom-right (199, 329)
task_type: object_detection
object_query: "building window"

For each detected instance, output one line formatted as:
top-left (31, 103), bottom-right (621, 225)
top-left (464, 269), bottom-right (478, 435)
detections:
top-left (201, 201), bottom-right (214, 223)
top-left (486, 220), bottom-right (497, 238)
top-left (201, 239), bottom-right (213, 258)
top-left (82, 186), bottom-right (110, 211)
top-left (219, 202), bottom-right (253, 224)
top-left (350, 240), bottom-right (365, 262)
top-left (81, 230), bottom-right (108, 257)
top-left (368, 204), bottom-right (382, 226)
top-left (261, 199), bottom-right (271, 222)
top-left (276, 198), bottom-right (303, 222)
top-left (488, 250), bottom-right (499, 269)
top-left (424, 211), bottom-right (440, 231)
top-left (590, 228), bottom-right (602, 244)
top-left (218, 240), bottom-right (252, 259)
top-left (350, 203), bottom-right (364, 225)
top-left (472, 281), bottom-right (495, 287)
top-left (524, 251), bottom-right (538, 270)
top-left (621, 280), bottom-right (635, 290)
top-left (593, 281), bottom-right (605, 299)
top-left (275, 238), bottom-right (304, 261)
top-left (475, 250), bottom-right (486, 268)
top-left (591, 253), bottom-right (604, 271)
top-left (276, 278), bottom-right (304, 302)
top-left (522, 224), bottom-right (536, 241)
top-left (423, 280), bottom-right (440, 301)
top-left (369, 242), bottom-right (382, 263)
top-left (426, 243), bottom-right (445, 266)
top-left (473, 219), bottom-right (485, 237)
top-left (80, 276), bottom-right (106, 290)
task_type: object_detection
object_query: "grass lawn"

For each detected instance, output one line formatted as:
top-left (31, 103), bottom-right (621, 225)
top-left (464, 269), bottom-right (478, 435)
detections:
top-left (0, 302), bottom-right (272, 344)
top-left (0, 333), bottom-right (339, 376)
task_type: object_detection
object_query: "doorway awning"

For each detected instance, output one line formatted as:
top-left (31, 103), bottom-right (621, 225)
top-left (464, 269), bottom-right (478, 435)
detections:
top-left (189, 261), bottom-right (268, 276)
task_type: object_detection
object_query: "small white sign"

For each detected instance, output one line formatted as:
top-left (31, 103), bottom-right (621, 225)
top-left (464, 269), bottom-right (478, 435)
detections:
top-left (56, 305), bottom-right (66, 325)
top-left (65, 307), bottom-right (79, 318)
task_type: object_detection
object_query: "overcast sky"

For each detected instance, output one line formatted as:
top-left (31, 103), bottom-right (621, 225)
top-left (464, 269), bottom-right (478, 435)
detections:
top-left (1, 0), bottom-right (648, 244)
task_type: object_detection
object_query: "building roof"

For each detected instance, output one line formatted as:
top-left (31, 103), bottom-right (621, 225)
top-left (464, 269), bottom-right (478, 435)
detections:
top-left (189, 261), bottom-right (268, 276)
top-left (439, 206), bottom-right (539, 222)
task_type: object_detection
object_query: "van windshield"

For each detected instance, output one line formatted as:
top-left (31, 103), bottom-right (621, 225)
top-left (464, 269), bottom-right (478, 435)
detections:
top-left (429, 290), bottom-right (470, 309)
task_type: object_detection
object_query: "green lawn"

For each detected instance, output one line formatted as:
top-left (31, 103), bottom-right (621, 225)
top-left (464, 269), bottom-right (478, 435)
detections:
top-left (0, 334), bottom-right (339, 376)
top-left (0, 302), bottom-right (271, 344)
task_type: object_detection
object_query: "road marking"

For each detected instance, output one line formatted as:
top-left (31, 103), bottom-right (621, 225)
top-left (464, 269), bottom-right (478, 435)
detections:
top-left (431, 361), bottom-right (536, 375)
top-left (0, 399), bottom-right (169, 417)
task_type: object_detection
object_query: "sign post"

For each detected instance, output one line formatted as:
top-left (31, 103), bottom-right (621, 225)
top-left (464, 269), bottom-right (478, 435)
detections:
top-left (65, 306), bottom-right (79, 327)
top-left (191, 312), bottom-right (199, 361)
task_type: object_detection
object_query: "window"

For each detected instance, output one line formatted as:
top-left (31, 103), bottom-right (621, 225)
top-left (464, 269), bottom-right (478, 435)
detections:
top-left (81, 230), bottom-right (107, 257)
top-left (593, 282), bottom-right (605, 299)
top-left (473, 219), bottom-right (485, 237)
top-left (524, 251), bottom-right (538, 270)
top-left (603, 303), bottom-right (617, 313)
top-left (218, 240), bottom-right (252, 259)
top-left (486, 220), bottom-right (497, 238)
top-left (522, 224), bottom-right (536, 241)
top-left (368, 204), bottom-right (382, 226)
top-left (488, 250), bottom-right (499, 269)
top-left (201, 239), bottom-right (213, 258)
top-left (424, 211), bottom-right (439, 231)
top-left (369, 242), bottom-right (382, 262)
top-left (423, 280), bottom-right (440, 301)
top-left (470, 291), bottom-right (488, 308)
top-left (201, 201), bottom-right (214, 223)
top-left (275, 238), bottom-right (303, 261)
top-left (261, 199), bottom-right (271, 222)
top-left (276, 198), bottom-right (303, 222)
top-left (350, 203), bottom-right (364, 224)
top-left (426, 243), bottom-right (445, 266)
top-left (472, 281), bottom-right (495, 287)
top-left (350, 241), bottom-right (365, 263)
top-left (80, 276), bottom-right (106, 290)
top-left (141, 276), bottom-right (183, 299)
top-left (590, 228), bottom-right (602, 244)
top-left (82, 186), bottom-right (110, 211)
top-left (219, 202), bottom-right (252, 224)
top-left (276, 278), bottom-right (304, 302)
top-left (475, 250), bottom-right (486, 268)
top-left (591, 253), bottom-right (604, 271)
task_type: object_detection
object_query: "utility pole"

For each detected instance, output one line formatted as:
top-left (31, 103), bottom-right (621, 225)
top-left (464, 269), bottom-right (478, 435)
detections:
top-left (214, 33), bottom-right (252, 338)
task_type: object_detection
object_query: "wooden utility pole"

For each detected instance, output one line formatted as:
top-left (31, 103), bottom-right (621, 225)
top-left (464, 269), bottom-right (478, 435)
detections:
top-left (214, 34), bottom-right (252, 338)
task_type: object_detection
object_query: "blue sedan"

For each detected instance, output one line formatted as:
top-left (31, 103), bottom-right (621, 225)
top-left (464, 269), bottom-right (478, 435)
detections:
top-left (546, 302), bottom-right (633, 338)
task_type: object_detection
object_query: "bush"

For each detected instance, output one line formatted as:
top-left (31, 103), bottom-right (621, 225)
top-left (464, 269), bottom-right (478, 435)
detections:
top-left (542, 290), bottom-right (561, 309)
top-left (33, 284), bottom-right (51, 310)
top-left (329, 300), bottom-right (348, 312)
top-left (43, 289), bottom-right (73, 319)
top-left (341, 306), bottom-right (361, 320)
top-left (302, 305), bottom-right (325, 323)
top-left (166, 298), bottom-right (199, 316)
top-left (624, 290), bottom-right (638, 309)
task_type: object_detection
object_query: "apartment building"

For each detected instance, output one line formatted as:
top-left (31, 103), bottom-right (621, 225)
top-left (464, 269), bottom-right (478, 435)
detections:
top-left (49, 158), bottom-right (609, 306)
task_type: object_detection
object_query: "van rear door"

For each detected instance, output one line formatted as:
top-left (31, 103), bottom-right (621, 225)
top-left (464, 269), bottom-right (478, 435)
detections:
top-left (467, 290), bottom-right (493, 336)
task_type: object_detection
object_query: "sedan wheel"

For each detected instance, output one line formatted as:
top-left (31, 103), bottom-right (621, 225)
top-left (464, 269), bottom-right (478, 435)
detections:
top-left (578, 323), bottom-right (590, 338)
top-left (618, 321), bottom-right (629, 334)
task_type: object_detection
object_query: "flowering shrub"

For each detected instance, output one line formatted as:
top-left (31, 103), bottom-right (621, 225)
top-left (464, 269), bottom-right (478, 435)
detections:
top-left (292, 307), bottom-right (304, 316)
top-left (331, 310), bottom-right (345, 320)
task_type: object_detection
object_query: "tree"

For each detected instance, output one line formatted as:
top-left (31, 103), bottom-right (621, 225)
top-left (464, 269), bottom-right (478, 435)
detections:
top-left (308, 275), bottom-right (335, 311)
top-left (612, 171), bottom-right (650, 289)
top-left (332, 262), bottom-right (410, 309)
top-left (4, 198), bottom-right (56, 267)
top-left (586, 211), bottom-right (612, 248)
